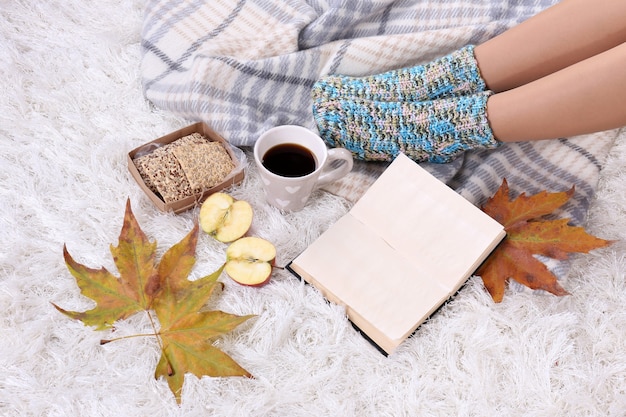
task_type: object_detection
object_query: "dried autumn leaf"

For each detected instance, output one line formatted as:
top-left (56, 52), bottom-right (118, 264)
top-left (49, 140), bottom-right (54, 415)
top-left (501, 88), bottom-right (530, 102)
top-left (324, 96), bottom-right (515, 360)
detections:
top-left (54, 199), bottom-right (159, 329)
top-left (152, 228), bottom-right (253, 401)
top-left (477, 179), bottom-right (613, 302)
top-left (53, 198), bottom-right (254, 403)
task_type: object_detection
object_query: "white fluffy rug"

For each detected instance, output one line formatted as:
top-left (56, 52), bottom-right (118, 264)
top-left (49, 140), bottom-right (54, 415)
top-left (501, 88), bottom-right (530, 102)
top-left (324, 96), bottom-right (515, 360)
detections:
top-left (2, 1), bottom-right (626, 416)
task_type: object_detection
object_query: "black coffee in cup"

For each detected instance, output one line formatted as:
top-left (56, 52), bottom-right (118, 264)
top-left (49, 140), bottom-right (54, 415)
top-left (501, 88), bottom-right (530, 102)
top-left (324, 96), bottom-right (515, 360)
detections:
top-left (261, 143), bottom-right (317, 177)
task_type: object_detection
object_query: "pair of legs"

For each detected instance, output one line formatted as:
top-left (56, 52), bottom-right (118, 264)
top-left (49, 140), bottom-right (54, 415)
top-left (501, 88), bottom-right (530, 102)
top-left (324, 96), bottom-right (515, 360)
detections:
top-left (478, 0), bottom-right (626, 142)
top-left (312, 0), bottom-right (626, 162)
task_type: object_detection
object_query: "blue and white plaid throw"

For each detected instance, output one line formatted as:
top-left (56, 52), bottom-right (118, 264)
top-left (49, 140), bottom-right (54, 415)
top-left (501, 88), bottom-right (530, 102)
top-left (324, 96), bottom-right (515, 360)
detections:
top-left (141, 0), bottom-right (619, 278)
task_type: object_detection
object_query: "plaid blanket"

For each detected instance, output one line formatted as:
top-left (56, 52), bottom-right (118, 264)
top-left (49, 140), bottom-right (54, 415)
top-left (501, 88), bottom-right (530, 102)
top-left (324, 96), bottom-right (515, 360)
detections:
top-left (141, 0), bottom-right (619, 277)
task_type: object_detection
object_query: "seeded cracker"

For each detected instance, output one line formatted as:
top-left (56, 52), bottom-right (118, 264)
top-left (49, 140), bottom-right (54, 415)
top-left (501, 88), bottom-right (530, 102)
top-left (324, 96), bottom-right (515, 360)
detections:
top-left (133, 133), bottom-right (209, 202)
top-left (141, 151), bottom-right (193, 203)
top-left (172, 142), bottom-right (235, 193)
top-left (133, 156), bottom-right (157, 194)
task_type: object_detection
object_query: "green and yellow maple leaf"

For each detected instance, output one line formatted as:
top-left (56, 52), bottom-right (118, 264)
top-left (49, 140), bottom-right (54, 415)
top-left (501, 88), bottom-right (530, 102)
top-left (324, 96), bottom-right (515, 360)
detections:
top-left (55, 202), bottom-right (158, 329)
top-left (477, 179), bottom-right (613, 302)
top-left (152, 227), bottom-right (253, 400)
top-left (53, 199), bottom-right (254, 403)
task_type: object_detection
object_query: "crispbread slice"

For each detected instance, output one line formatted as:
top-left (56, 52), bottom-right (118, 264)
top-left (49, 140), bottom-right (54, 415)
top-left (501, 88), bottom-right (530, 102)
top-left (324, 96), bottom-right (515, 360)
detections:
top-left (133, 132), bottom-right (209, 201)
top-left (132, 132), bottom-right (233, 203)
top-left (167, 132), bottom-right (208, 149)
top-left (133, 154), bottom-right (158, 193)
top-left (172, 141), bottom-right (235, 193)
top-left (140, 151), bottom-right (193, 203)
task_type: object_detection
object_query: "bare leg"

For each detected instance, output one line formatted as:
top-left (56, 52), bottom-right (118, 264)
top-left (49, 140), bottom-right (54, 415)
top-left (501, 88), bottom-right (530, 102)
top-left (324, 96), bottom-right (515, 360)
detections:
top-left (311, 0), bottom-right (626, 163)
top-left (488, 42), bottom-right (626, 142)
top-left (475, 0), bottom-right (626, 93)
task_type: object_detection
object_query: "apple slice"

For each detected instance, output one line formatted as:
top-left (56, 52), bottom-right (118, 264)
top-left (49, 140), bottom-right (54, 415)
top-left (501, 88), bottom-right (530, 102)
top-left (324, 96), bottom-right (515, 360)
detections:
top-left (199, 192), bottom-right (253, 243)
top-left (225, 237), bottom-right (276, 286)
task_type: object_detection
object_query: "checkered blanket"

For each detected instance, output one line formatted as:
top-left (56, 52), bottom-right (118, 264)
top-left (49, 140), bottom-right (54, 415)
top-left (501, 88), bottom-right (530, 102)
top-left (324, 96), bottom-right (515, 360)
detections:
top-left (140, 0), bottom-right (619, 276)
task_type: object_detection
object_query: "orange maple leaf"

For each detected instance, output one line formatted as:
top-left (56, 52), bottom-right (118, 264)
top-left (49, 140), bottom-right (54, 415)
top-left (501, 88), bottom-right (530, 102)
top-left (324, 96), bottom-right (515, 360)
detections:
top-left (476, 179), bottom-right (613, 302)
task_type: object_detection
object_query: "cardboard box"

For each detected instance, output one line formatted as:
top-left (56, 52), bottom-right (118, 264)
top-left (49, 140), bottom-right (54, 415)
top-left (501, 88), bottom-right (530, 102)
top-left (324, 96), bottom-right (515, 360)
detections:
top-left (128, 122), bottom-right (245, 213)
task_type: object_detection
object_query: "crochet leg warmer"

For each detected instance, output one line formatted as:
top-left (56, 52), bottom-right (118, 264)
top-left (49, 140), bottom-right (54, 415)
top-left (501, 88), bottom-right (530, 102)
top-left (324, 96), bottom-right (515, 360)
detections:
top-left (312, 91), bottom-right (500, 164)
top-left (312, 46), bottom-right (486, 103)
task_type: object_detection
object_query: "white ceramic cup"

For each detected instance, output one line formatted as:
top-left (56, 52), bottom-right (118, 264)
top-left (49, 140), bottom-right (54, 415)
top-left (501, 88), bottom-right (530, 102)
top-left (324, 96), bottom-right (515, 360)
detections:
top-left (253, 125), bottom-right (353, 211)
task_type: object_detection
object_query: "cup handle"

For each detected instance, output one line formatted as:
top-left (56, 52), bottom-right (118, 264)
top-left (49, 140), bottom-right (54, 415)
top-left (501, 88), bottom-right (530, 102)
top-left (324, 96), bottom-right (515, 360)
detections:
top-left (315, 148), bottom-right (354, 187)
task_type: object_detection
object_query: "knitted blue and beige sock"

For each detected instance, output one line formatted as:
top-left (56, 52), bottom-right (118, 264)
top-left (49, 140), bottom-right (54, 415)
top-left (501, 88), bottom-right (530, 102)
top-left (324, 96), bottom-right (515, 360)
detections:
top-left (312, 91), bottom-right (500, 164)
top-left (312, 46), bottom-right (486, 102)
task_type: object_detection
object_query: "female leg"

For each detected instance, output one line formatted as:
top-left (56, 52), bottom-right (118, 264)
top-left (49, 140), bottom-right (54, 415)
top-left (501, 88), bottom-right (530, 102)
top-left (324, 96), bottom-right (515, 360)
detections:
top-left (475, 0), bottom-right (626, 93)
top-left (487, 42), bottom-right (626, 142)
top-left (312, 0), bottom-right (626, 162)
top-left (476, 0), bottom-right (626, 142)
top-left (314, 0), bottom-right (626, 102)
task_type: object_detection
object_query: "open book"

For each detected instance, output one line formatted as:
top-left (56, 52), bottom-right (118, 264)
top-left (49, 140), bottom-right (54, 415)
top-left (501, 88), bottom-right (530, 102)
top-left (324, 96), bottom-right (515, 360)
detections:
top-left (288, 153), bottom-right (505, 355)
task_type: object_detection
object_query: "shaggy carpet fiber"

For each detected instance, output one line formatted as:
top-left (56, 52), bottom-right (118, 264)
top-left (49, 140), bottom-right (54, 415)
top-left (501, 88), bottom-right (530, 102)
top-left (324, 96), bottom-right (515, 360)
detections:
top-left (1, 1), bottom-right (625, 416)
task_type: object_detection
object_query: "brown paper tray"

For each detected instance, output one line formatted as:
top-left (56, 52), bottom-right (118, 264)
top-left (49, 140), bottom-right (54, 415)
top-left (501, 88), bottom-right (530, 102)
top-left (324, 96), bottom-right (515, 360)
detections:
top-left (128, 122), bottom-right (245, 214)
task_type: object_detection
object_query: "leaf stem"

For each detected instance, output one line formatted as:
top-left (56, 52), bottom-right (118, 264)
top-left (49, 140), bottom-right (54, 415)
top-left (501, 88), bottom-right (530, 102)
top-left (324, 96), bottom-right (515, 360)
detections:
top-left (146, 309), bottom-right (175, 376)
top-left (100, 332), bottom-right (156, 345)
